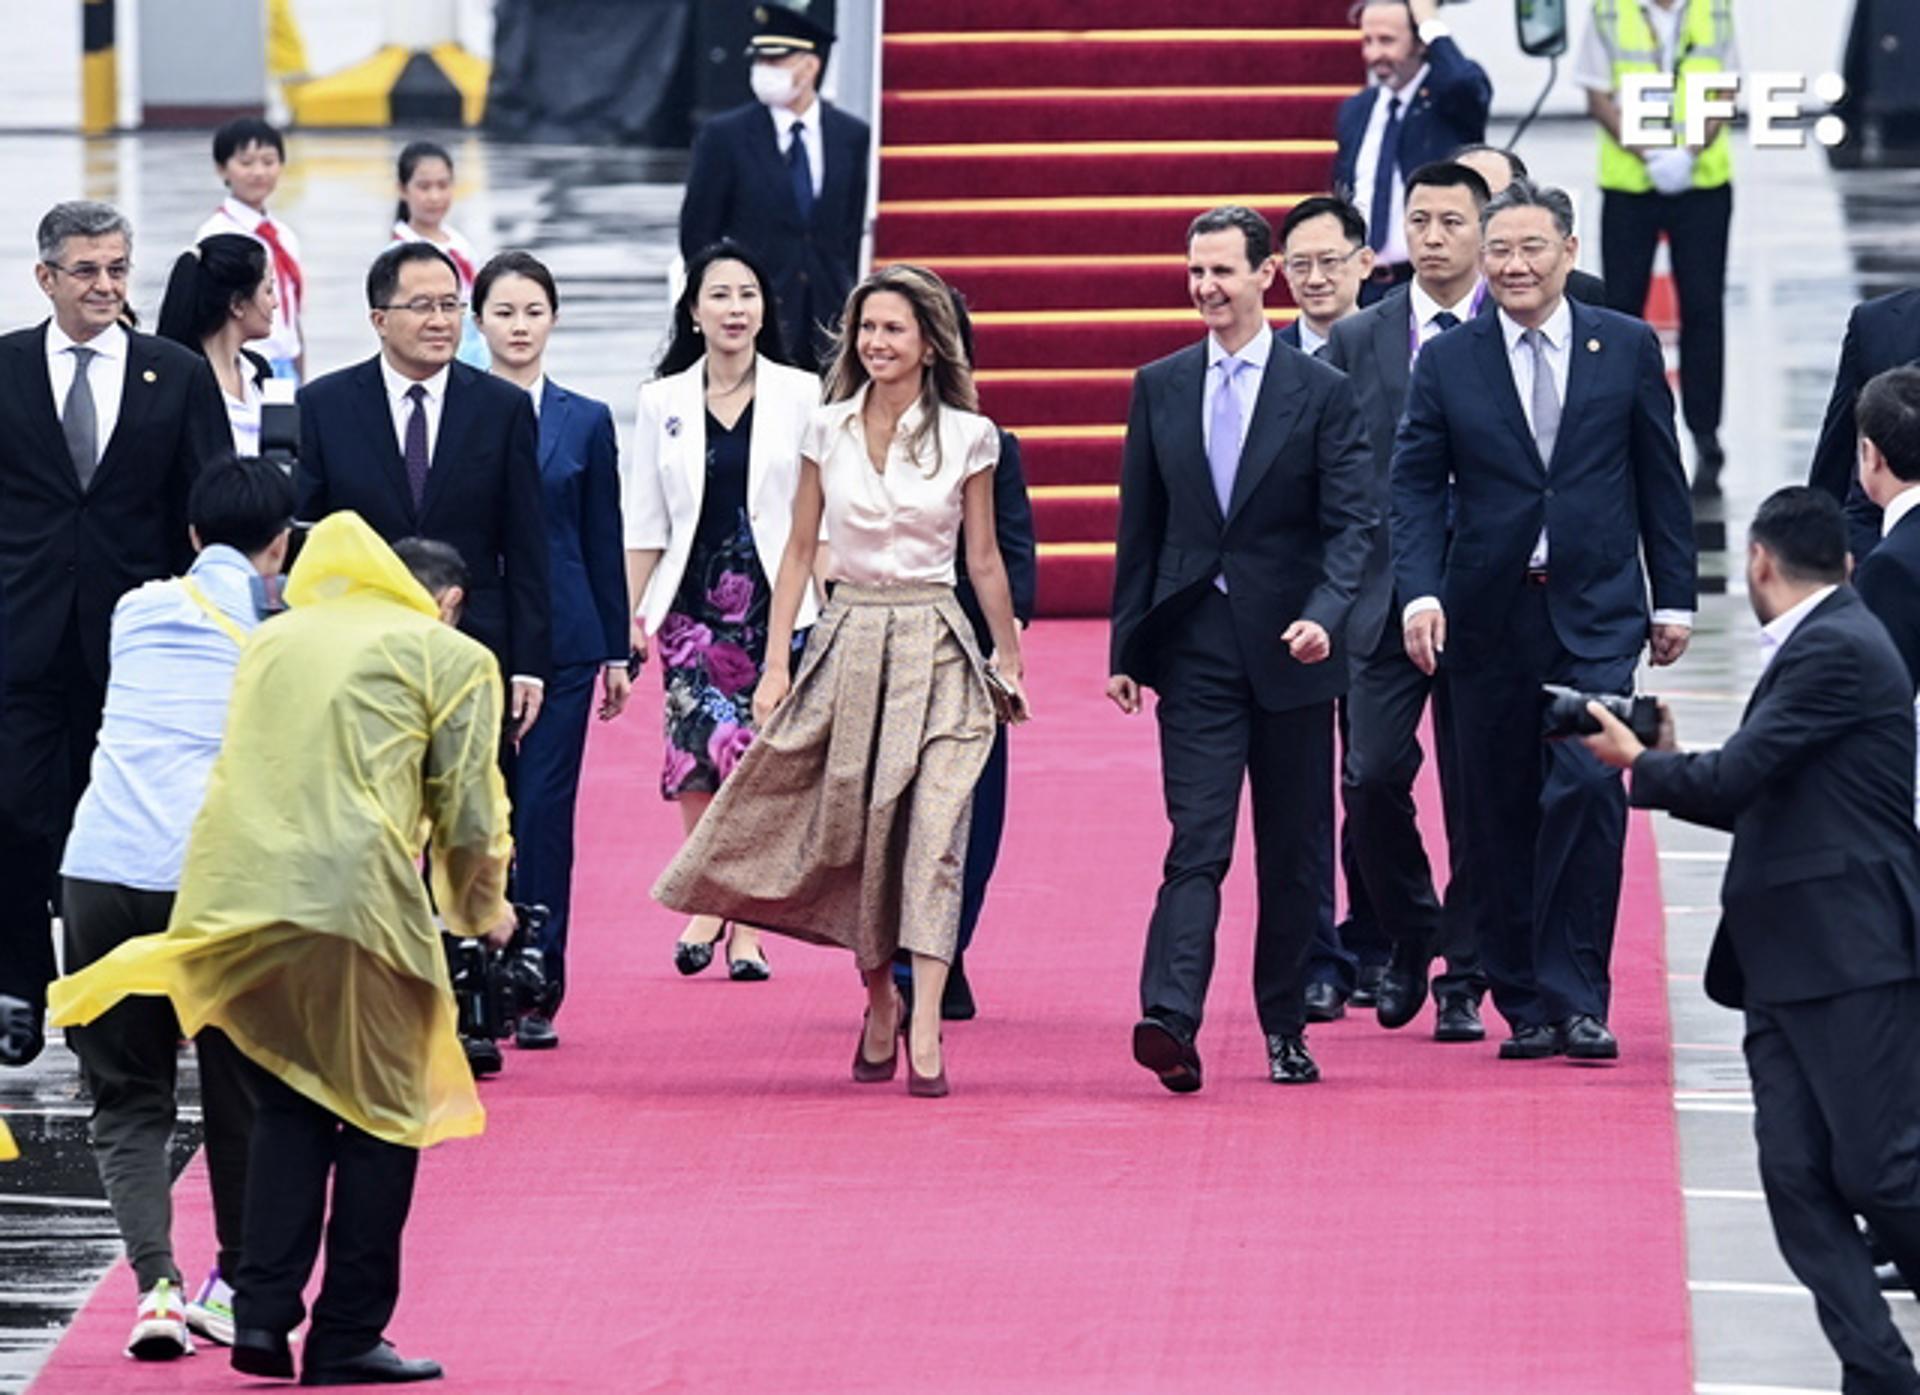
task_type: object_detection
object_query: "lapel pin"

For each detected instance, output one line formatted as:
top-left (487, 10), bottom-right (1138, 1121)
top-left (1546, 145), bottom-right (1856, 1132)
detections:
top-left (142, 368), bottom-right (157, 382)
top-left (1586, 338), bottom-right (1601, 353)
top-left (665, 416), bottom-right (682, 437)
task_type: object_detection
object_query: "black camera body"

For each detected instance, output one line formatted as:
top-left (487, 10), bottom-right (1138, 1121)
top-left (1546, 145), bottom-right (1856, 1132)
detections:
top-left (1540, 684), bottom-right (1662, 745)
top-left (444, 904), bottom-right (552, 1069)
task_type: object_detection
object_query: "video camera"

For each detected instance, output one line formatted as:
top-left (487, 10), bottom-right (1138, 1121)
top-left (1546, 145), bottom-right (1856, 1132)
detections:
top-left (444, 903), bottom-right (552, 1078)
top-left (1540, 684), bottom-right (1663, 745)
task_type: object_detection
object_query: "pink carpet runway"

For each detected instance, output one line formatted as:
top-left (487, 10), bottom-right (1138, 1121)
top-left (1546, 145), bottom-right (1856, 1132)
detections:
top-left (29, 621), bottom-right (1693, 1394)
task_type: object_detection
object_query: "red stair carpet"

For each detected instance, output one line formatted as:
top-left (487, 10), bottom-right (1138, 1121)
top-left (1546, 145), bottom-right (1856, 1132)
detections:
top-left (29, 624), bottom-right (1693, 1394)
top-left (877, 3), bottom-right (1360, 615)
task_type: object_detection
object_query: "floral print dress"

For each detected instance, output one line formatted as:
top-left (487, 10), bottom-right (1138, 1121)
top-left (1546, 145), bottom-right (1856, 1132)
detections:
top-left (658, 406), bottom-right (770, 798)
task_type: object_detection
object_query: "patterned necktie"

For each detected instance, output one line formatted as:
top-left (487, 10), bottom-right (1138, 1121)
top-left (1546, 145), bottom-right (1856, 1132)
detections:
top-left (1368, 95), bottom-right (1403, 251)
top-left (63, 345), bottom-right (99, 490)
top-left (253, 216), bottom-right (302, 319)
top-left (789, 121), bottom-right (815, 220)
top-left (404, 382), bottom-right (430, 510)
top-left (1524, 328), bottom-right (1561, 467)
top-left (1208, 356), bottom-right (1246, 515)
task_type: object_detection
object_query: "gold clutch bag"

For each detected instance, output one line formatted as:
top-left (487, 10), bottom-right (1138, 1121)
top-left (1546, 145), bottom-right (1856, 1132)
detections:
top-left (982, 666), bottom-right (1026, 724)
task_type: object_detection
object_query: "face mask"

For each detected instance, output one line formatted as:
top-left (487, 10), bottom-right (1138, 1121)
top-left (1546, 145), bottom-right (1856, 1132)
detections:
top-left (751, 63), bottom-right (798, 109)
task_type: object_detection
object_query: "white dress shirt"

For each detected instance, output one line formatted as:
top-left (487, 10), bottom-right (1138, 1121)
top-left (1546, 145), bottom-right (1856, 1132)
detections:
top-left (380, 356), bottom-right (450, 462)
top-left (1409, 279), bottom-right (1481, 358)
top-left (1403, 298), bottom-right (1691, 628)
top-left (1756, 584), bottom-right (1839, 672)
top-left (1201, 327), bottom-right (1271, 458)
top-left (1351, 63), bottom-right (1428, 269)
top-left (771, 101), bottom-right (826, 199)
top-left (196, 196), bottom-right (303, 364)
top-left (522, 374), bottom-right (548, 419)
top-left (223, 360), bottom-right (263, 456)
top-left (1295, 320), bottom-right (1329, 357)
top-left (46, 320), bottom-right (127, 463)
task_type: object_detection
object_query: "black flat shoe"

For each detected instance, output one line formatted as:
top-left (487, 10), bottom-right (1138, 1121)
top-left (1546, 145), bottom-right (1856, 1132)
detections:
top-left (232, 1327), bottom-right (295, 1380)
top-left (725, 924), bottom-right (772, 981)
top-left (1303, 981), bottom-right (1346, 1023)
top-left (1374, 942), bottom-right (1432, 1031)
top-left (513, 1013), bottom-right (558, 1050)
top-left (673, 923), bottom-right (724, 976)
top-left (1132, 1016), bottom-right (1202, 1094)
top-left (1267, 1034), bottom-right (1320, 1084)
top-left (1563, 1013), bottom-right (1619, 1061)
top-left (1349, 963), bottom-right (1385, 1009)
top-left (1498, 1023), bottom-right (1566, 1060)
top-left (940, 953), bottom-right (977, 1021)
top-left (1432, 994), bottom-right (1485, 1043)
top-left (301, 1341), bottom-right (443, 1385)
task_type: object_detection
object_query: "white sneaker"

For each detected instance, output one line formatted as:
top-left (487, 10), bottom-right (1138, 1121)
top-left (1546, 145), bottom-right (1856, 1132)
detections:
top-left (184, 1266), bottom-right (236, 1346)
top-left (126, 1278), bottom-right (194, 1361)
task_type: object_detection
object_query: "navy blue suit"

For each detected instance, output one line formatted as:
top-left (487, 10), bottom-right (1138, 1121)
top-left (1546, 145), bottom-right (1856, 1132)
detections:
top-left (1391, 299), bottom-right (1695, 1029)
top-left (1331, 39), bottom-right (1492, 227)
top-left (1856, 506), bottom-right (1920, 696)
top-left (679, 100), bottom-right (870, 372)
top-left (512, 381), bottom-right (627, 1006)
top-left (1807, 289), bottom-right (1920, 561)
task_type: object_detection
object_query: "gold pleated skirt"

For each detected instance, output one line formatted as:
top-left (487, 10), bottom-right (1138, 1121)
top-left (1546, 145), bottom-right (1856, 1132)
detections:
top-left (652, 583), bottom-right (996, 969)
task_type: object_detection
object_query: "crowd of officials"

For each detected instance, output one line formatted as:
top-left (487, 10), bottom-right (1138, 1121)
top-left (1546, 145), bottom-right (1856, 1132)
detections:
top-left (2, 0), bottom-right (1919, 1390)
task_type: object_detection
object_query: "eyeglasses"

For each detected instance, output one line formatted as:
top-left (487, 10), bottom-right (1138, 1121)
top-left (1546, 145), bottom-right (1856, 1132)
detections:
top-left (46, 261), bottom-right (131, 284)
top-left (381, 297), bottom-right (467, 317)
top-left (1482, 239), bottom-right (1564, 267)
top-left (1282, 247), bottom-right (1364, 280)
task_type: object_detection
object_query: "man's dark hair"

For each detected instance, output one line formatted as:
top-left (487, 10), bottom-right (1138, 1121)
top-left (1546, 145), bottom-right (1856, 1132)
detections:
top-left (1187, 205), bottom-right (1273, 269)
top-left (1483, 177), bottom-right (1576, 236)
top-left (393, 537), bottom-right (469, 596)
top-left (366, 242), bottom-right (460, 311)
top-left (1450, 143), bottom-right (1527, 181)
top-left (1750, 486), bottom-right (1848, 583)
top-left (472, 250), bottom-right (559, 317)
top-left (1279, 196), bottom-right (1367, 252)
top-left (188, 454), bottom-right (296, 555)
top-left (1858, 366), bottom-right (1920, 484)
top-left (212, 117), bottom-right (285, 166)
top-left (1405, 160), bottom-right (1493, 208)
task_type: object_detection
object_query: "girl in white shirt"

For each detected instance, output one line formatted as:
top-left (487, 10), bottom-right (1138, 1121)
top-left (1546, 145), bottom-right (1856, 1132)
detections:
top-left (391, 140), bottom-right (489, 369)
top-left (655, 265), bottom-right (1029, 1097)
top-left (156, 234), bottom-right (278, 456)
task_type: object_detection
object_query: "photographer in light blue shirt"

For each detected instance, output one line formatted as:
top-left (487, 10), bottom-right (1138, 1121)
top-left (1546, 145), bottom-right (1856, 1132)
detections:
top-left (56, 455), bottom-right (293, 1362)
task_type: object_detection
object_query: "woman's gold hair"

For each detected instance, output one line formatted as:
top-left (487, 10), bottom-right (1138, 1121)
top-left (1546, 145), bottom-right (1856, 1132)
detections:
top-left (822, 264), bottom-right (977, 474)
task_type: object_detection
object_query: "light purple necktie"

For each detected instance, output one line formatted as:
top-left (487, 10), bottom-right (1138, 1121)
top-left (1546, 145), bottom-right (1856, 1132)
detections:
top-left (1209, 355), bottom-right (1246, 515)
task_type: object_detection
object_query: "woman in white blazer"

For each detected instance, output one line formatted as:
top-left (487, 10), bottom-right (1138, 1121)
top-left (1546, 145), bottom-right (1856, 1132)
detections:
top-left (624, 239), bottom-right (825, 982)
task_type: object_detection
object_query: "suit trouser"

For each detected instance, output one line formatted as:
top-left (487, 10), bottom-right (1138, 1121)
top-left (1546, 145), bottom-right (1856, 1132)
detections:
top-left (1448, 585), bottom-right (1633, 1029)
top-left (234, 1061), bottom-right (419, 1365)
top-left (1344, 615), bottom-right (1485, 998)
top-left (62, 878), bottom-right (255, 1292)
top-left (1602, 185), bottom-right (1733, 441)
top-left (512, 660), bottom-right (599, 1013)
top-left (1140, 591), bottom-right (1333, 1040)
top-left (1306, 698), bottom-right (1386, 995)
top-left (0, 616), bottom-right (104, 1015)
top-left (1745, 983), bottom-right (1920, 1395)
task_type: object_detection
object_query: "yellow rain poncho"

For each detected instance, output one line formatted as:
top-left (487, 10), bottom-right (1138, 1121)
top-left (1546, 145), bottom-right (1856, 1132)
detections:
top-left (49, 513), bottom-right (512, 1148)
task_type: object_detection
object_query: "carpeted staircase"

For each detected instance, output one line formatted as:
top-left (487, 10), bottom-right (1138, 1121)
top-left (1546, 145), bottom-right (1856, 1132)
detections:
top-left (877, 2), bottom-right (1360, 614)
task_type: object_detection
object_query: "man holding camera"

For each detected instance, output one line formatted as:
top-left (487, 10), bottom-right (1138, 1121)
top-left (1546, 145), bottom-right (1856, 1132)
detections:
top-left (1587, 486), bottom-right (1920, 1395)
top-left (51, 513), bottom-right (514, 1386)
top-left (1391, 178), bottom-right (1695, 1061)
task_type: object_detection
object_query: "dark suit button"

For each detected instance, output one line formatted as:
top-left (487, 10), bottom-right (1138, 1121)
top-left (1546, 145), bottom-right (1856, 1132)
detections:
top-left (1544, 488), bottom-right (1555, 499)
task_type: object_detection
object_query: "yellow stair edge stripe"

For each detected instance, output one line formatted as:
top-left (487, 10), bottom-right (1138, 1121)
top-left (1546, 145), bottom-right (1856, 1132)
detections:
top-left (976, 368), bottom-right (1136, 382)
top-left (890, 85), bottom-right (1354, 101)
top-left (971, 307), bottom-right (1298, 325)
top-left (884, 139), bottom-right (1336, 157)
top-left (1003, 424), bottom-right (1127, 441)
top-left (887, 29), bottom-right (1355, 45)
top-left (1037, 541), bottom-right (1118, 559)
top-left (882, 193), bottom-right (1312, 213)
top-left (1031, 484), bottom-right (1121, 500)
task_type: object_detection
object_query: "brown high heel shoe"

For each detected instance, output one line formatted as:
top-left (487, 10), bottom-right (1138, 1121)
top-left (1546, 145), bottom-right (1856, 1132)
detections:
top-left (906, 1032), bottom-right (948, 1098)
top-left (852, 992), bottom-right (903, 1084)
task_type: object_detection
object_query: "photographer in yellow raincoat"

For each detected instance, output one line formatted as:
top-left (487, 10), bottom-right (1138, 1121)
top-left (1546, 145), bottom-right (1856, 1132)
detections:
top-left (50, 511), bottom-right (513, 1386)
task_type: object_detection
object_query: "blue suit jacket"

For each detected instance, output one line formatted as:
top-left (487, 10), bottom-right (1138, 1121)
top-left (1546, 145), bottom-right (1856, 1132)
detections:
top-left (538, 380), bottom-right (628, 670)
top-left (1390, 300), bottom-right (1696, 661)
top-left (1331, 38), bottom-right (1492, 205)
top-left (1807, 289), bottom-right (1920, 561)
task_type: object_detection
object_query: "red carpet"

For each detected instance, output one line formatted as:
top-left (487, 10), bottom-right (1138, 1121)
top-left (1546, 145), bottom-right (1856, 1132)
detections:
top-left (877, 6), bottom-right (1359, 615)
top-left (29, 623), bottom-right (1692, 1394)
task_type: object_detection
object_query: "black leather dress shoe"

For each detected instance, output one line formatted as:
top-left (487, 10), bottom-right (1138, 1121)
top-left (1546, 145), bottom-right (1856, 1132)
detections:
top-left (941, 953), bottom-right (977, 1021)
top-left (513, 1013), bottom-right (558, 1050)
top-left (0, 995), bottom-right (43, 1068)
top-left (1374, 943), bottom-right (1432, 1031)
top-left (1303, 980), bottom-right (1347, 1022)
top-left (1432, 994), bottom-right (1484, 1043)
top-left (1349, 963), bottom-right (1385, 1009)
top-left (461, 1034), bottom-right (502, 1078)
top-left (1563, 1014), bottom-right (1620, 1061)
top-left (302, 1341), bottom-right (443, 1386)
top-left (1267, 1034), bottom-right (1320, 1084)
top-left (232, 1327), bottom-right (295, 1380)
top-left (1498, 1023), bottom-right (1566, 1060)
top-left (1132, 1016), bottom-right (1202, 1094)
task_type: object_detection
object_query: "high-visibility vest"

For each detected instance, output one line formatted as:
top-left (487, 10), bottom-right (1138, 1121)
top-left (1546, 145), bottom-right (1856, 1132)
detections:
top-left (1595, 0), bottom-right (1735, 193)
